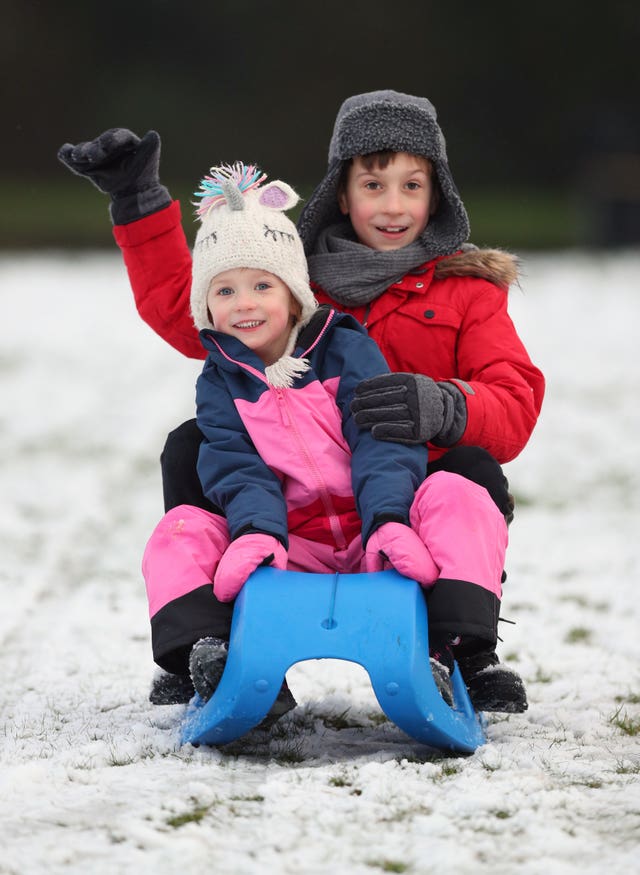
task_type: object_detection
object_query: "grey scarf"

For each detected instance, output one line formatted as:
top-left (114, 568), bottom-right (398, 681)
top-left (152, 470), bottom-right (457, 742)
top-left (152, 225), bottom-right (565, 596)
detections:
top-left (308, 222), bottom-right (430, 307)
top-left (298, 91), bottom-right (472, 306)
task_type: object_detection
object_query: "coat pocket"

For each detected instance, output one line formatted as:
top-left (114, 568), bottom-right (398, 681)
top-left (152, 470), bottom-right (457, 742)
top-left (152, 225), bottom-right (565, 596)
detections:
top-left (379, 302), bottom-right (462, 377)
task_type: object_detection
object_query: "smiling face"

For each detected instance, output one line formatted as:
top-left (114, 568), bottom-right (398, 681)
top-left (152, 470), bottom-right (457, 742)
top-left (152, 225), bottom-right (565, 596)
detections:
top-left (206, 267), bottom-right (301, 365)
top-left (338, 152), bottom-right (437, 251)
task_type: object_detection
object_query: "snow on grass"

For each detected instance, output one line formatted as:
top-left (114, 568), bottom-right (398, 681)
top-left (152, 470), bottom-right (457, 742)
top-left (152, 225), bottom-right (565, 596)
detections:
top-left (1, 250), bottom-right (639, 875)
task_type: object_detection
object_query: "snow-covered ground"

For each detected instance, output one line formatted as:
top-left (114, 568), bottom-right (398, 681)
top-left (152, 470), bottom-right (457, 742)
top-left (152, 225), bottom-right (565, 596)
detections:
top-left (0, 250), bottom-right (638, 875)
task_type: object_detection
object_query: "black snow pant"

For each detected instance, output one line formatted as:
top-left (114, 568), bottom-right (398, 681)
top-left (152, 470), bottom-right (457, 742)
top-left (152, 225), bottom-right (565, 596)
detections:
top-left (154, 419), bottom-right (513, 672)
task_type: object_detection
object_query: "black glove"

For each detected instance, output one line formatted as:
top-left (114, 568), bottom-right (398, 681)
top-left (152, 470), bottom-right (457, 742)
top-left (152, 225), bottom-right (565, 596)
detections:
top-left (57, 129), bottom-right (171, 224)
top-left (350, 373), bottom-right (467, 445)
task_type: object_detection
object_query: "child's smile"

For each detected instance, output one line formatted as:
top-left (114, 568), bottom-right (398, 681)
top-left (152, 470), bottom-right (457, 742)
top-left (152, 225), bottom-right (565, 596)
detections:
top-left (376, 224), bottom-right (411, 241)
top-left (233, 319), bottom-right (266, 329)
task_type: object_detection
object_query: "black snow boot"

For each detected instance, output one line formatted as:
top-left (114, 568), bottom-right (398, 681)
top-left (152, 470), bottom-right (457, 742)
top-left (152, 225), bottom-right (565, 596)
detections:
top-left (255, 681), bottom-right (298, 730)
top-left (188, 637), bottom-right (297, 727)
top-left (189, 637), bottom-right (230, 703)
top-left (456, 645), bottom-right (528, 713)
top-left (429, 638), bottom-right (455, 707)
top-left (149, 669), bottom-right (195, 705)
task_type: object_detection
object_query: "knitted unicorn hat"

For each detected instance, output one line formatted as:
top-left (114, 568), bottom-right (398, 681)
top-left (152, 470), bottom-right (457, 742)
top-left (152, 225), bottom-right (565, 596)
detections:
top-left (190, 163), bottom-right (318, 387)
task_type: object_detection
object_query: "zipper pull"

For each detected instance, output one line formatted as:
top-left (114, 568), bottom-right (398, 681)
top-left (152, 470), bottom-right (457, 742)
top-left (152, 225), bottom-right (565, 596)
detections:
top-left (275, 388), bottom-right (290, 426)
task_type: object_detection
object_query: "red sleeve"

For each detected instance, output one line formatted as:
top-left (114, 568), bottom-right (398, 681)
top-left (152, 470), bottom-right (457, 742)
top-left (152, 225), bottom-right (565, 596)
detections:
top-left (448, 282), bottom-right (545, 463)
top-left (113, 201), bottom-right (205, 360)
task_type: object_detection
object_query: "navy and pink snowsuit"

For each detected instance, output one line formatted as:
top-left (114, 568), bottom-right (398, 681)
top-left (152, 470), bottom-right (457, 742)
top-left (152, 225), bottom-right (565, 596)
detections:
top-left (143, 306), bottom-right (507, 673)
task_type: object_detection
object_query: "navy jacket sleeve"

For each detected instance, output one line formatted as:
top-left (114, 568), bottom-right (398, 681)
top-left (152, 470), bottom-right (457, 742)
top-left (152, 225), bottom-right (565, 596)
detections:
top-left (316, 320), bottom-right (428, 543)
top-left (195, 366), bottom-right (289, 546)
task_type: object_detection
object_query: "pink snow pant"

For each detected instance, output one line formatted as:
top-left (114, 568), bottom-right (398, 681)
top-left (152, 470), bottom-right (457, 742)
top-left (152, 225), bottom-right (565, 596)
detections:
top-left (142, 472), bottom-right (508, 672)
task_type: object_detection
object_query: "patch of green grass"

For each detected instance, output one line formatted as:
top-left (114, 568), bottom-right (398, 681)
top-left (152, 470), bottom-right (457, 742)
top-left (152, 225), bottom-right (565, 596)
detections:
top-left (105, 740), bottom-right (142, 767)
top-left (558, 594), bottom-right (609, 613)
top-left (395, 754), bottom-right (425, 765)
top-left (270, 736), bottom-right (307, 764)
top-left (322, 708), bottom-right (355, 730)
top-left (166, 804), bottom-right (211, 828)
top-left (220, 707), bottom-right (312, 761)
top-left (328, 774), bottom-right (364, 796)
top-left (329, 774), bottom-right (351, 788)
top-left (565, 627), bottom-right (593, 644)
top-left (556, 569), bottom-right (580, 582)
top-left (615, 692), bottom-right (640, 705)
top-left (321, 708), bottom-right (366, 731)
top-left (367, 710), bottom-right (389, 726)
top-left (558, 593), bottom-right (590, 607)
top-left (615, 760), bottom-right (640, 775)
top-left (366, 860), bottom-right (409, 873)
top-left (532, 666), bottom-right (553, 684)
top-left (379, 801), bottom-right (434, 824)
top-left (609, 706), bottom-right (640, 736)
top-left (508, 601), bottom-right (537, 613)
top-left (508, 491), bottom-right (535, 508)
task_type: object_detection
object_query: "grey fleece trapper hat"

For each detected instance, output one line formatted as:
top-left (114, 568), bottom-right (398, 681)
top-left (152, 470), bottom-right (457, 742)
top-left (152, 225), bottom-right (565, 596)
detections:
top-left (297, 89), bottom-right (470, 258)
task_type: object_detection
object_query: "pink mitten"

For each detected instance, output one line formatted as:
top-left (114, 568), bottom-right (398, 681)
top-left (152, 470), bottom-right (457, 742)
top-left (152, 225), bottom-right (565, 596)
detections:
top-left (363, 522), bottom-right (439, 588)
top-left (213, 534), bottom-right (287, 602)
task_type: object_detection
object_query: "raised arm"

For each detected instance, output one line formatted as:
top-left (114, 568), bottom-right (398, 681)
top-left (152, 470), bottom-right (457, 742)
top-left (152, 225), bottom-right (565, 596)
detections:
top-left (58, 130), bottom-right (203, 359)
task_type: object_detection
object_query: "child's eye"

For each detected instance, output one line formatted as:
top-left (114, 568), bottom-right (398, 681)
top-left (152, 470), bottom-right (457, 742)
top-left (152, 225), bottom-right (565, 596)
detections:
top-left (364, 181), bottom-right (381, 191)
top-left (406, 181), bottom-right (422, 191)
top-left (217, 286), bottom-right (234, 296)
top-left (255, 282), bottom-right (271, 291)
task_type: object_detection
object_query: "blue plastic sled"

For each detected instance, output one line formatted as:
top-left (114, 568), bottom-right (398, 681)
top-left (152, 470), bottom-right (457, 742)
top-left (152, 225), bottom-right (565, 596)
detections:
top-left (181, 568), bottom-right (485, 753)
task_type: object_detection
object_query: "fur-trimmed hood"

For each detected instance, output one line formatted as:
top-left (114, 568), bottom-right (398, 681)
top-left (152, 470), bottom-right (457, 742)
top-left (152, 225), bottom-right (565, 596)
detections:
top-left (434, 247), bottom-right (519, 290)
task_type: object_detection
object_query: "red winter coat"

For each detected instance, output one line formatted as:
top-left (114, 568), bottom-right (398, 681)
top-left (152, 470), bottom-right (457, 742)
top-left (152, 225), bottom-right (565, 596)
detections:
top-left (114, 201), bottom-right (545, 464)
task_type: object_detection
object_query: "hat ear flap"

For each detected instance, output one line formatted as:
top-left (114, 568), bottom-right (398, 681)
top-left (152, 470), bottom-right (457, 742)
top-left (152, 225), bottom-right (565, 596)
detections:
top-left (258, 181), bottom-right (299, 211)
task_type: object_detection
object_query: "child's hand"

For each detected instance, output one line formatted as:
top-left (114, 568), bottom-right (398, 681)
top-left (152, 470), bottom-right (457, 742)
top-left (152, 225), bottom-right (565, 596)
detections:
top-left (364, 522), bottom-right (439, 588)
top-left (351, 373), bottom-right (466, 445)
top-left (57, 129), bottom-right (171, 223)
top-left (213, 534), bottom-right (287, 602)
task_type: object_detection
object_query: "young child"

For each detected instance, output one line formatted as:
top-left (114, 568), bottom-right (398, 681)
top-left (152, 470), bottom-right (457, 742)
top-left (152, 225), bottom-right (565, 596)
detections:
top-left (59, 89), bottom-right (544, 713)
top-left (141, 162), bottom-right (508, 715)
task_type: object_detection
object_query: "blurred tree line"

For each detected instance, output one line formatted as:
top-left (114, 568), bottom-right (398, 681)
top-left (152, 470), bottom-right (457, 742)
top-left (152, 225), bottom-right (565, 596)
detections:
top-left (2, 0), bottom-right (639, 248)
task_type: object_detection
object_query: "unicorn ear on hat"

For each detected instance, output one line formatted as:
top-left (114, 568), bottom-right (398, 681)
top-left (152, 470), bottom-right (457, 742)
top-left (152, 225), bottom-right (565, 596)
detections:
top-left (193, 163), bottom-right (300, 218)
top-left (258, 180), bottom-right (299, 212)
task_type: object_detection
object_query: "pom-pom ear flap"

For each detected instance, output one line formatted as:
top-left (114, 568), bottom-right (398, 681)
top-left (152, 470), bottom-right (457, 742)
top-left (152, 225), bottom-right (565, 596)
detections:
top-left (258, 181), bottom-right (299, 211)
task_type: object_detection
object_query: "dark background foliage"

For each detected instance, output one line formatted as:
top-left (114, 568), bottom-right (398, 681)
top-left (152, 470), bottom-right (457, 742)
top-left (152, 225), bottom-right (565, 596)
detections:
top-left (3, 0), bottom-right (639, 248)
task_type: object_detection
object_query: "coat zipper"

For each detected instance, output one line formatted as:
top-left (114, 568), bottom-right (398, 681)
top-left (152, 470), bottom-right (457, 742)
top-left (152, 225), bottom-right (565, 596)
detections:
top-left (274, 388), bottom-right (348, 550)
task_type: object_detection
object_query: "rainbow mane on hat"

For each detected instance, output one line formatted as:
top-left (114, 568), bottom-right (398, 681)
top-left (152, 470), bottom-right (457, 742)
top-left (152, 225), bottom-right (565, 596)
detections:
top-left (193, 162), bottom-right (268, 217)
